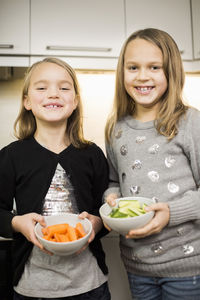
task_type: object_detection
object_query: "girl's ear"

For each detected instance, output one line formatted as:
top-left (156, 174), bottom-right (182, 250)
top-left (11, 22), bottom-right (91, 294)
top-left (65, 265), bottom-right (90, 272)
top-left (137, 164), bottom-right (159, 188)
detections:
top-left (74, 95), bottom-right (79, 110)
top-left (24, 96), bottom-right (31, 110)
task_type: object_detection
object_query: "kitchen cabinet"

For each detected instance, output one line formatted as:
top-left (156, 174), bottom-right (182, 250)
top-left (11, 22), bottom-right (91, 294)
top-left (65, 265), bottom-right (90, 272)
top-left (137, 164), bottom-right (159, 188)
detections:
top-left (191, 0), bottom-right (200, 60)
top-left (125, 0), bottom-right (193, 60)
top-left (30, 0), bottom-right (125, 59)
top-left (0, 0), bottom-right (30, 55)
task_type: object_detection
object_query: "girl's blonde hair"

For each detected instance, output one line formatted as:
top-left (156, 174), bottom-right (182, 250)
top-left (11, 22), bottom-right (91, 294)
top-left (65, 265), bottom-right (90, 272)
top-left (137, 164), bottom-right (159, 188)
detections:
top-left (105, 28), bottom-right (188, 143)
top-left (14, 57), bottom-right (90, 148)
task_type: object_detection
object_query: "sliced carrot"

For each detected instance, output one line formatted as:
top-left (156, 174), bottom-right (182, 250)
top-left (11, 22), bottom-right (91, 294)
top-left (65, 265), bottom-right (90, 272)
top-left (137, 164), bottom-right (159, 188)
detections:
top-left (42, 227), bottom-right (48, 235)
top-left (67, 226), bottom-right (78, 241)
top-left (41, 222), bottom-right (86, 243)
top-left (58, 234), bottom-right (70, 242)
top-left (54, 232), bottom-right (62, 242)
top-left (46, 223), bottom-right (69, 238)
top-left (75, 222), bottom-right (86, 238)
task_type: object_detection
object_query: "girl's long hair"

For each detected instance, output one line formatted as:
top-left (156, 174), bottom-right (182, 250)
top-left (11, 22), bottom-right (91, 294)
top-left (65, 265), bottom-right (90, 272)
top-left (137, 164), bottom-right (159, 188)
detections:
top-left (14, 57), bottom-right (90, 148)
top-left (105, 28), bottom-right (188, 143)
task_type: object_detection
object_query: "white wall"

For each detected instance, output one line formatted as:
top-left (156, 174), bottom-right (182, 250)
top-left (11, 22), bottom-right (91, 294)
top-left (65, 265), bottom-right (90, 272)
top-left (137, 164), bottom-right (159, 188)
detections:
top-left (0, 78), bottom-right (23, 148)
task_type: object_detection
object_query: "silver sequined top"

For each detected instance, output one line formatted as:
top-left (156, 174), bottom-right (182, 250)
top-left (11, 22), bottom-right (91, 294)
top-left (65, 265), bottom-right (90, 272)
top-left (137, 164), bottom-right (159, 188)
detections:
top-left (105, 107), bottom-right (200, 278)
top-left (43, 163), bottom-right (78, 215)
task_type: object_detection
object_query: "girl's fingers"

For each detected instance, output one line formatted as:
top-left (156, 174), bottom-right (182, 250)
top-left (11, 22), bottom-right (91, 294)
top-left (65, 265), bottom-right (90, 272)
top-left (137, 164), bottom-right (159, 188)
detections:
top-left (106, 193), bottom-right (118, 207)
top-left (78, 211), bottom-right (89, 219)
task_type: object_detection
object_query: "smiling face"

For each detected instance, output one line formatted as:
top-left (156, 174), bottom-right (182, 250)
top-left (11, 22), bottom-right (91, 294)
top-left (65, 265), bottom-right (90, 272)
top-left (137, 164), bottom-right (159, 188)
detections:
top-left (124, 38), bottom-right (168, 119)
top-left (24, 62), bottom-right (77, 128)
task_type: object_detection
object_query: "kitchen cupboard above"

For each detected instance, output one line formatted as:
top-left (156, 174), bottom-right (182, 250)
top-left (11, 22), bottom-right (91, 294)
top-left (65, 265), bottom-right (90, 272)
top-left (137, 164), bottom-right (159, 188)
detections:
top-left (30, 0), bottom-right (125, 59)
top-left (0, 0), bottom-right (200, 71)
top-left (0, 0), bottom-right (30, 66)
top-left (0, 0), bottom-right (29, 55)
top-left (191, 0), bottom-right (200, 60)
top-left (126, 0), bottom-right (193, 61)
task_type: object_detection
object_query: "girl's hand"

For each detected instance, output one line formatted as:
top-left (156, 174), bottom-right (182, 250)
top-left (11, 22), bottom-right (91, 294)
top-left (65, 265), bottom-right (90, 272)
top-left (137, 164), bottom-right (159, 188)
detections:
top-left (77, 211), bottom-right (103, 253)
top-left (106, 193), bottom-right (118, 207)
top-left (11, 213), bottom-right (51, 254)
top-left (103, 193), bottom-right (119, 231)
top-left (102, 193), bottom-right (118, 231)
top-left (126, 202), bottom-right (170, 239)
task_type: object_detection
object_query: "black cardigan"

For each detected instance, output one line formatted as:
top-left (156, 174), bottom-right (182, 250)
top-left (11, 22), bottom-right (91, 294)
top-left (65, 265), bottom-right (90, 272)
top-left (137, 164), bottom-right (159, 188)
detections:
top-left (0, 137), bottom-right (109, 286)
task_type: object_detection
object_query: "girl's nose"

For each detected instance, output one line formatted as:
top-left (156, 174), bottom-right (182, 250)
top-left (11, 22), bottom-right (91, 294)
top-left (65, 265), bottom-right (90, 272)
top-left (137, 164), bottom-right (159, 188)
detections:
top-left (47, 87), bottom-right (59, 98)
top-left (137, 68), bottom-right (149, 80)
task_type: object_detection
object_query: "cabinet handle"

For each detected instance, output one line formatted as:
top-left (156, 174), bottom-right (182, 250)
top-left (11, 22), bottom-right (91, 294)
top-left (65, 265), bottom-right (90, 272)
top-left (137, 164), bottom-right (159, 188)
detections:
top-left (46, 45), bottom-right (112, 52)
top-left (180, 50), bottom-right (184, 55)
top-left (0, 44), bottom-right (14, 49)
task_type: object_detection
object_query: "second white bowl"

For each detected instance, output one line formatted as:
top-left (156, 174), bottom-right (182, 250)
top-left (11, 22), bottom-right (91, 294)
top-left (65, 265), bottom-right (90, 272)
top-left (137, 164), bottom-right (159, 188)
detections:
top-left (100, 196), bottom-right (155, 235)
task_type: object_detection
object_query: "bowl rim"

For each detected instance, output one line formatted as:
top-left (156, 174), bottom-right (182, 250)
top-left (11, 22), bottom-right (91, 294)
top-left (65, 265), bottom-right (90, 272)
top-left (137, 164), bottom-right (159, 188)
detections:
top-left (34, 213), bottom-right (92, 245)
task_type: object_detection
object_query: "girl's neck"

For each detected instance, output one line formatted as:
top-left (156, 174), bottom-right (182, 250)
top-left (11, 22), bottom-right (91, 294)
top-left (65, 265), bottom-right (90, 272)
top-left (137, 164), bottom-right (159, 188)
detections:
top-left (134, 104), bottom-right (158, 122)
top-left (34, 125), bottom-right (70, 154)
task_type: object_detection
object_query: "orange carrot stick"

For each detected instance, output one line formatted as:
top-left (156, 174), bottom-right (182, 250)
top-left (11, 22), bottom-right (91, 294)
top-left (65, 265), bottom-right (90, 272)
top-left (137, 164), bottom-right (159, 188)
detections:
top-left (42, 227), bottom-right (48, 235)
top-left (75, 222), bottom-right (86, 238)
top-left (67, 226), bottom-right (78, 241)
top-left (45, 223), bottom-right (69, 238)
top-left (59, 234), bottom-right (70, 242)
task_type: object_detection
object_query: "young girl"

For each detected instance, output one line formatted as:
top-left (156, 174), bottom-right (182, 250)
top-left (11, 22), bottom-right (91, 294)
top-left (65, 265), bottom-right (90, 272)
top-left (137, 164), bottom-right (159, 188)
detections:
top-left (104, 28), bottom-right (200, 299)
top-left (0, 57), bottom-right (111, 300)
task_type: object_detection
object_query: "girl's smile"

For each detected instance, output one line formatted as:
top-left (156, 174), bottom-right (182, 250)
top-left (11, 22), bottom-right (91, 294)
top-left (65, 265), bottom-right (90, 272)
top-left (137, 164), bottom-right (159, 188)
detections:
top-left (43, 102), bottom-right (63, 109)
top-left (135, 85), bottom-right (155, 95)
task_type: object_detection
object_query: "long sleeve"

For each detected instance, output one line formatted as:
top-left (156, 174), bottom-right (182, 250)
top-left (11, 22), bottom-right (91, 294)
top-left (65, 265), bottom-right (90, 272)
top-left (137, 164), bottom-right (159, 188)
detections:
top-left (168, 108), bottom-right (200, 226)
top-left (0, 146), bottom-right (16, 238)
top-left (103, 141), bottom-right (121, 200)
top-left (90, 146), bottom-right (109, 216)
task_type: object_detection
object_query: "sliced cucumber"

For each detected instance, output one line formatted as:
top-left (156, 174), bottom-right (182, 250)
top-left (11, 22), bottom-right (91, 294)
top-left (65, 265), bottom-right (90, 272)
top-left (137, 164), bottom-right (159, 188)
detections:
top-left (109, 208), bottom-right (129, 218)
top-left (109, 199), bottom-right (148, 218)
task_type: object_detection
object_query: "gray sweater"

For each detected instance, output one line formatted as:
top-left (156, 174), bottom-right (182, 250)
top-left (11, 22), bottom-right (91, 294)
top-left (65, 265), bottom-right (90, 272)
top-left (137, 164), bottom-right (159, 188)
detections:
top-left (105, 107), bottom-right (200, 277)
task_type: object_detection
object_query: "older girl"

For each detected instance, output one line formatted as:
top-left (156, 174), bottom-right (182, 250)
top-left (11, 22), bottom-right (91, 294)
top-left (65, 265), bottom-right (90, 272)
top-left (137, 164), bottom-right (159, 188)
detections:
top-left (104, 28), bottom-right (200, 299)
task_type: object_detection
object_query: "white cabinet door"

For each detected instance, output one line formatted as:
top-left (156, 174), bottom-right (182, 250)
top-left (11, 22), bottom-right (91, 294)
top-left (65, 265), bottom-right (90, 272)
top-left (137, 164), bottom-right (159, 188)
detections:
top-left (192, 0), bottom-right (200, 59)
top-left (0, 0), bottom-right (29, 54)
top-left (31, 0), bottom-right (125, 58)
top-left (125, 0), bottom-right (193, 60)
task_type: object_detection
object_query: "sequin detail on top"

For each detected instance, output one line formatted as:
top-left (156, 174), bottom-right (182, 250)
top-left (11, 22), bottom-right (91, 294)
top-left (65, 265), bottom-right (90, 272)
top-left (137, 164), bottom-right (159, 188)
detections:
top-left (43, 163), bottom-right (78, 216)
top-left (120, 145), bottom-right (128, 156)
top-left (168, 182), bottom-right (179, 193)
top-left (152, 197), bottom-right (159, 203)
top-left (148, 171), bottom-right (159, 182)
top-left (165, 156), bottom-right (176, 168)
top-left (136, 136), bottom-right (146, 144)
top-left (130, 186), bottom-right (140, 194)
top-left (115, 129), bottom-right (122, 139)
top-left (132, 160), bottom-right (142, 170)
top-left (177, 227), bottom-right (185, 236)
top-left (183, 245), bottom-right (194, 255)
top-left (151, 243), bottom-right (164, 254)
top-left (148, 144), bottom-right (160, 154)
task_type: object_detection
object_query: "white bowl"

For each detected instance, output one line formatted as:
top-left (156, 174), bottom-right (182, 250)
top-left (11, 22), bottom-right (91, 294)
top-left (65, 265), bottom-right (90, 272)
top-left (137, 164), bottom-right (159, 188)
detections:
top-left (34, 213), bottom-right (92, 256)
top-left (99, 196), bottom-right (155, 235)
